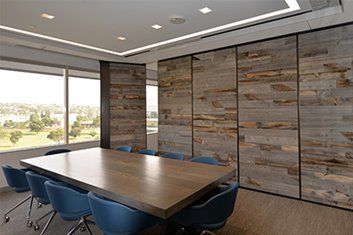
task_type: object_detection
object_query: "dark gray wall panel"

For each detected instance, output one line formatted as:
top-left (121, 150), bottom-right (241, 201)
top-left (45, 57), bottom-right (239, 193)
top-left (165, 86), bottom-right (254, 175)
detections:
top-left (158, 57), bottom-right (193, 158)
top-left (192, 48), bottom-right (237, 168)
top-left (109, 63), bottom-right (146, 151)
top-left (238, 36), bottom-right (300, 197)
top-left (299, 24), bottom-right (353, 209)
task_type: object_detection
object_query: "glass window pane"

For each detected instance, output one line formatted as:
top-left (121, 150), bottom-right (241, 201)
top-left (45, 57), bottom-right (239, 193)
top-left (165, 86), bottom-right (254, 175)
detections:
top-left (146, 85), bottom-right (158, 134)
top-left (0, 69), bottom-right (64, 152)
top-left (69, 76), bottom-right (100, 143)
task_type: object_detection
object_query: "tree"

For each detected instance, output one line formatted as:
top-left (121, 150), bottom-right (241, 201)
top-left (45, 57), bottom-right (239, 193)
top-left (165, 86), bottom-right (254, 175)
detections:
top-left (42, 116), bottom-right (54, 127)
top-left (69, 118), bottom-right (83, 138)
top-left (29, 119), bottom-right (44, 133)
top-left (47, 128), bottom-right (64, 143)
top-left (89, 130), bottom-right (97, 137)
top-left (9, 131), bottom-right (23, 146)
top-left (29, 113), bottom-right (44, 133)
top-left (92, 116), bottom-right (100, 128)
top-left (0, 127), bottom-right (7, 139)
top-left (3, 120), bottom-right (14, 128)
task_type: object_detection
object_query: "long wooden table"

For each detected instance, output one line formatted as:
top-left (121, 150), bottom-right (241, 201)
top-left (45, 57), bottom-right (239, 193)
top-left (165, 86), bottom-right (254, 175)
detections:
top-left (20, 147), bottom-right (236, 219)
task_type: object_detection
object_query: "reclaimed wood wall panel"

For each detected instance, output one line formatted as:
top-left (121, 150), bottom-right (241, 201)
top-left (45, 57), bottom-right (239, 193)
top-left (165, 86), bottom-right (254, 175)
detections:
top-left (238, 36), bottom-right (300, 197)
top-left (299, 25), bottom-right (353, 209)
top-left (193, 48), bottom-right (237, 167)
top-left (109, 63), bottom-right (146, 151)
top-left (158, 57), bottom-right (193, 157)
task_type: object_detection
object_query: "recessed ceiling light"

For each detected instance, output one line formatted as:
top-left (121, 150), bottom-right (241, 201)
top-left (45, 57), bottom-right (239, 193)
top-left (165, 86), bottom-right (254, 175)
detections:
top-left (41, 13), bottom-right (55, 20)
top-left (152, 24), bottom-right (162, 30)
top-left (117, 36), bottom-right (126, 41)
top-left (199, 7), bottom-right (212, 14)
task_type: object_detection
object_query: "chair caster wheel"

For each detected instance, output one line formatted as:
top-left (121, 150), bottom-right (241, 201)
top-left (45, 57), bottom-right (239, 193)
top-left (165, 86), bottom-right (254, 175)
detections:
top-left (27, 220), bottom-right (33, 227)
top-left (80, 226), bottom-right (86, 232)
top-left (37, 203), bottom-right (43, 208)
top-left (34, 225), bottom-right (40, 231)
top-left (4, 216), bottom-right (10, 222)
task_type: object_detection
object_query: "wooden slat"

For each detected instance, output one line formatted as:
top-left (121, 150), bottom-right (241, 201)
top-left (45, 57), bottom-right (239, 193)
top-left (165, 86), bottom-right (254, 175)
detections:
top-left (238, 36), bottom-right (300, 197)
top-left (20, 148), bottom-right (236, 219)
top-left (158, 57), bottom-right (192, 158)
top-left (299, 24), bottom-right (353, 209)
top-left (192, 48), bottom-right (237, 168)
top-left (109, 63), bottom-right (146, 151)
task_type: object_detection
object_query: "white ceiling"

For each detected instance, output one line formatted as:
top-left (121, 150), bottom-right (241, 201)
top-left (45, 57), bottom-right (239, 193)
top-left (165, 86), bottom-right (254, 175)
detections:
top-left (0, 0), bottom-right (313, 56)
top-left (0, 0), bottom-right (350, 64)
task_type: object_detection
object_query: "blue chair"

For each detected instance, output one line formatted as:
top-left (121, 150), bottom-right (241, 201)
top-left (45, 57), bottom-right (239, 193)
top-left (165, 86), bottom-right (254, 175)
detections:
top-left (44, 181), bottom-right (92, 235)
top-left (88, 192), bottom-right (161, 234)
top-left (44, 149), bottom-right (71, 156)
top-left (116, 146), bottom-right (132, 153)
top-left (25, 171), bottom-right (56, 231)
top-left (137, 149), bottom-right (157, 156)
top-left (161, 152), bottom-right (184, 160)
top-left (2, 165), bottom-right (34, 226)
top-left (190, 156), bottom-right (219, 165)
top-left (171, 182), bottom-right (239, 233)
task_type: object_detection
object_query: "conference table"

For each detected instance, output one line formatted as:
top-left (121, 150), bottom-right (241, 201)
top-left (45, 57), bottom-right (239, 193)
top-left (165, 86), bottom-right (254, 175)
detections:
top-left (20, 147), bottom-right (236, 219)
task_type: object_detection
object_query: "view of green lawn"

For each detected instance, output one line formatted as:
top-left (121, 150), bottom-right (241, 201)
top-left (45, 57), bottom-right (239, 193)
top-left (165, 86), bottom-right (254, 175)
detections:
top-left (0, 127), bottom-right (100, 151)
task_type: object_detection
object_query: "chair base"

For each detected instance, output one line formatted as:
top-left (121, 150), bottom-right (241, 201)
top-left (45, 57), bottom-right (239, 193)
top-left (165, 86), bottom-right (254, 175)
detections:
top-left (3, 194), bottom-right (34, 227)
top-left (67, 217), bottom-right (92, 235)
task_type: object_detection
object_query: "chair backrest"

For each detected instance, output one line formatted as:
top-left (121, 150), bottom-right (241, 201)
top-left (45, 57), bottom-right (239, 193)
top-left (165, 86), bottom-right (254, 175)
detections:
top-left (44, 181), bottom-right (90, 217)
top-left (25, 171), bottom-right (51, 204)
top-left (1, 165), bottom-right (29, 192)
top-left (193, 182), bottom-right (239, 225)
top-left (161, 152), bottom-right (184, 161)
top-left (44, 149), bottom-right (71, 156)
top-left (137, 149), bottom-right (157, 156)
top-left (88, 192), bottom-right (160, 234)
top-left (116, 146), bottom-right (132, 153)
top-left (190, 156), bottom-right (219, 165)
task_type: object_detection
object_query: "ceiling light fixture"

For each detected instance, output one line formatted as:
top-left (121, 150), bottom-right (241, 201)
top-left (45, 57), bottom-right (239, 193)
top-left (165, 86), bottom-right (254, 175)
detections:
top-left (199, 7), bottom-right (212, 14)
top-left (117, 36), bottom-right (126, 41)
top-left (152, 24), bottom-right (162, 30)
top-left (0, 0), bottom-right (300, 57)
top-left (41, 13), bottom-right (55, 20)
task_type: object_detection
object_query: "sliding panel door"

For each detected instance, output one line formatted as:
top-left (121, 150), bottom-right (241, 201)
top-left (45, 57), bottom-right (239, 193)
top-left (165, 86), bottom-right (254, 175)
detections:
top-left (109, 63), bottom-right (146, 151)
top-left (193, 48), bottom-right (237, 167)
top-left (238, 36), bottom-right (299, 197)
top-left (299, 25), bottom-right (353, 209)
top-left (158, 57), bottom-right (192, 158)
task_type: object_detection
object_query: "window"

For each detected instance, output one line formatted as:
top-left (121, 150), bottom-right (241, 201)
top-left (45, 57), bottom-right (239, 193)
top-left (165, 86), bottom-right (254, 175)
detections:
top-left (0, 69), bottom-right (65, 151)
top-left (69, 75), bottom-right (100, 143)
top-left (146, 85), bottom-right (158, 134)
top-left (0, 61), bottom-right (100, 152)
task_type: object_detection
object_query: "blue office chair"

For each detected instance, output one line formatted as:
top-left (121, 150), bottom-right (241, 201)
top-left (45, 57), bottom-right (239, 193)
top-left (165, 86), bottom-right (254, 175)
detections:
top-left (137, 149), bottom-right (157, 156)
top-left (116, 146), bottom-right (132, 153)
top-left (2, 165), bottom-right (34, 227)
top-left (44, 149), bottom-right (71, 156)
top-left (161, 152), bottom-right (184, 161)
top-left (190, 156), bottom-right (219, 166)
top-left (88, 192), bottom-right (161, 234)
top-left (25, 171), bottom-right (56, 231)
top-left (171, 182), bottom-right (239, 233)
top-left (44, 181), bottom-right (92, 235)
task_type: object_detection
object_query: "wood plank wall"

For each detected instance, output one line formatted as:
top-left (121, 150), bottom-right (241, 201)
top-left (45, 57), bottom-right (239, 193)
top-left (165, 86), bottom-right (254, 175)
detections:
top-left (156, 23), bottom-right (353, 210)
top-left (238, 36), bottom-right (299, 197)
top-left (299, 25), bottom-right (353, 209)
top-left (109, 63), bottom-right (146, 151)
top-left (193, 48), bottom-right (238, 167)
top-left (158, 57), bottom-right (193, 158)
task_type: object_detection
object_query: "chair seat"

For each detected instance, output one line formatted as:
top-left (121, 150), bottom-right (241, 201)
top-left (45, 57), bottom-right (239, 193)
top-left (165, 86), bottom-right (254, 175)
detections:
top-left (14, 186), bottom-right (30, 193)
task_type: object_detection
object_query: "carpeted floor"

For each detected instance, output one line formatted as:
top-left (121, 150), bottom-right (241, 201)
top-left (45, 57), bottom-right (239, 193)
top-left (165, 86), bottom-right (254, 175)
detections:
top-left (1, 188), bottom-right (352, 235)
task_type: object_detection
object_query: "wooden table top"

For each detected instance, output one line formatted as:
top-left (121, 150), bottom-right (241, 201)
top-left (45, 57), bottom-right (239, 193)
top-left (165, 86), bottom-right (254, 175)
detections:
top-left (20, 147), bottom-right (236, 219)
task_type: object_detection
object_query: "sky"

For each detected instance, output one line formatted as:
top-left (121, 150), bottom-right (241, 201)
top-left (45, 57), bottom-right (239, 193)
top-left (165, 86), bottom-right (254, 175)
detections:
top-left (0, 69), bottom-right (158, 110)
top-left (0, 69), bottom-right (100, 106)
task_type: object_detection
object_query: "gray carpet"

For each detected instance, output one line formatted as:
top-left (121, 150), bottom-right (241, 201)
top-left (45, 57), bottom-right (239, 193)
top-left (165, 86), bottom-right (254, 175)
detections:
top-left (1, 188), bottom-right (353, 235)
